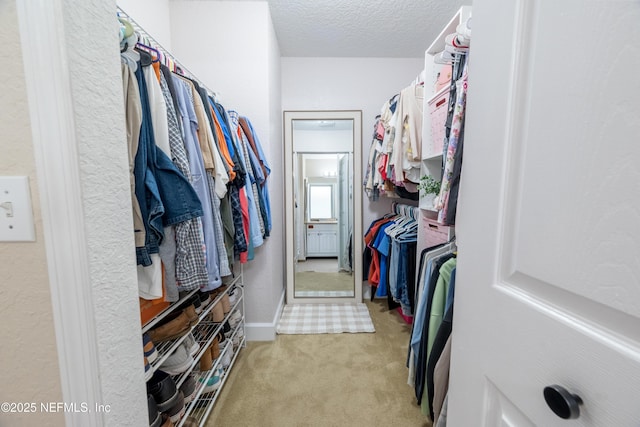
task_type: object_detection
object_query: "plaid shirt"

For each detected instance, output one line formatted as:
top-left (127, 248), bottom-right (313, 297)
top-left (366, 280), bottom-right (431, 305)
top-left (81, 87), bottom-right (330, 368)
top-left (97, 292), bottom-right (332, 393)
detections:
top-left (206, 171), bottom-right (231, 277)
top-left (159, 73), bottom-right (208, 291)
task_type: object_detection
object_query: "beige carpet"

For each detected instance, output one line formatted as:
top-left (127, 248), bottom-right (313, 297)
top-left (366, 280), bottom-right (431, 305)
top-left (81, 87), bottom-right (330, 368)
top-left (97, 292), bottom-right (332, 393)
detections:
top-left (205, 300), bottom-right (430, 427)
top-left (295, 271), bottom-right (353, 292)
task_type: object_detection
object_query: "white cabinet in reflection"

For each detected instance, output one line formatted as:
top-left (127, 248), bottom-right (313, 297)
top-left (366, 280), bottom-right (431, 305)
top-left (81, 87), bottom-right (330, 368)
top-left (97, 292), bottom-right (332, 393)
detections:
top-left (305, 223), bottom-right (337, 257)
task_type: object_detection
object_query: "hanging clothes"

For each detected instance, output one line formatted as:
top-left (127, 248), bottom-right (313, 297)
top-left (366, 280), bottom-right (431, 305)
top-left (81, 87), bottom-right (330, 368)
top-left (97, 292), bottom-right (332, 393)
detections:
top-left (158, 69), bottom-right (209, 292)
top-left (121, 29), bottom-right (272, 302)
top-left (364, 203), bottom-right (418, 315)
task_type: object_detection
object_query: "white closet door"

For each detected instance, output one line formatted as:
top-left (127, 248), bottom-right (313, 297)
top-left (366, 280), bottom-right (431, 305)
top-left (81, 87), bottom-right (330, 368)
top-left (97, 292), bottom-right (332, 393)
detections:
top-left (449, 0), bottom-right (640, 425)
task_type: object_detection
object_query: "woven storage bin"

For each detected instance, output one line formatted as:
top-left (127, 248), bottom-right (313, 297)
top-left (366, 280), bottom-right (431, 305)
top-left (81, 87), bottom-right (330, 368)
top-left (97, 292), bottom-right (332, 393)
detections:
top-left (422, 216), bottom-right (450, 248)
top-left (427, 86), bottom-right (450, 157)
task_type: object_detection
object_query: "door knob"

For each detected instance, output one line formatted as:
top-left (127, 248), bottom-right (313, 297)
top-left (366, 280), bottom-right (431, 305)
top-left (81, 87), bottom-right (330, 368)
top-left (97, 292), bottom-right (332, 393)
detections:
top-left (543, 385), bottom-right (583, 419)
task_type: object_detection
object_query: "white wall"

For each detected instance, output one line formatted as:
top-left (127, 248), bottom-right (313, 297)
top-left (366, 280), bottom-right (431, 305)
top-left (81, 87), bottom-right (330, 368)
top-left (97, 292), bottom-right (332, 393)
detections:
top-left (293, 129), bottom-right (353, 152)
top-left (170, 1), bottom-right (284, 339)
top-left (305, 158), bottom-right (337, 177)
top-left (281, 57), bottom-right (425, 229)
top-left (117, 0), bottom-right (172, 50)
top-left (266, 3), bottom-right (284, 328)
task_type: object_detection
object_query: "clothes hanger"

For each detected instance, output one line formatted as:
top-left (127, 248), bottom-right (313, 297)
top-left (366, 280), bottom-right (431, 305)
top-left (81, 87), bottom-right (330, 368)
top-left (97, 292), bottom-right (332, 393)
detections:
top-left (136, 49), bottom-right (152, 67)
top-left (135, 42), bottom-right (160, 63)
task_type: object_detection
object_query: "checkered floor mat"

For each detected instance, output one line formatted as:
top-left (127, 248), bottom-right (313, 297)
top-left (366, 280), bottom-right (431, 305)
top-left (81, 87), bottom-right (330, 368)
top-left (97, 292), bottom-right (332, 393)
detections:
top-left (276, 303), bottom-right (375, 335)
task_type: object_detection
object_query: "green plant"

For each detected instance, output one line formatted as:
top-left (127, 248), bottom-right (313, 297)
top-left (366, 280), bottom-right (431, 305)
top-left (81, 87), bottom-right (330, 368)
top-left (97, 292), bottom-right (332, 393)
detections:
top-left (418, 175), bottom-right (441, 196)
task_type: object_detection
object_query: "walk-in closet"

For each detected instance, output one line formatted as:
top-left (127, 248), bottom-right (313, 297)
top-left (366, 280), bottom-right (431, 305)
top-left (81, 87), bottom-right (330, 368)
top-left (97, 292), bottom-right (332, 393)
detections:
top-left (2, 0), bottom-right (639, 426)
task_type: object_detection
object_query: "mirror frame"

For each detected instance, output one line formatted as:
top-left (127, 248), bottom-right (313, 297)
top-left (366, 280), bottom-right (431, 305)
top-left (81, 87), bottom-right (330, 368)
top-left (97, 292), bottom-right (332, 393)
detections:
top-left (283, 111), bottom-right (363, 304)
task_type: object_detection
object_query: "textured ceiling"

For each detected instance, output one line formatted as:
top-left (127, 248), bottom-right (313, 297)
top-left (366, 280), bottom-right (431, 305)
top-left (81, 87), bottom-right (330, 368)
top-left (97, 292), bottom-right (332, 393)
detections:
top-left (212, 0), bottom-right (467, 57)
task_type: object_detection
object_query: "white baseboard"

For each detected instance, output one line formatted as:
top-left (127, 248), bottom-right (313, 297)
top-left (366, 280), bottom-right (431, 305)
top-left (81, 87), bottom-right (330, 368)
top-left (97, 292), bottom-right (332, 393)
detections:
top-left (245, 287), bottom-right (285, 341)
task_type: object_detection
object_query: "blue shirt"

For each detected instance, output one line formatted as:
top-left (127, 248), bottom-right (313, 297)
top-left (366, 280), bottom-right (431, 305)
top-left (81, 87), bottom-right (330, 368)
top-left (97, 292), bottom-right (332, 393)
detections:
top-left (172, 76), bottom-right (221, 290)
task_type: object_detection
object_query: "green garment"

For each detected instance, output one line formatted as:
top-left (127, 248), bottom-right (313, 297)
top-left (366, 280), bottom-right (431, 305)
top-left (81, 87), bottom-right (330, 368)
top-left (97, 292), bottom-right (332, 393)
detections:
top-left (421, 257), bottom-right (457, 416)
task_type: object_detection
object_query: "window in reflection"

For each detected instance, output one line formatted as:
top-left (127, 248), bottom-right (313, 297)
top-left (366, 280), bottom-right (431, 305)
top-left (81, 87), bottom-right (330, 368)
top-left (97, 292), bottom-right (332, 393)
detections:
top-left (308, 184), bottom-right (334, 220)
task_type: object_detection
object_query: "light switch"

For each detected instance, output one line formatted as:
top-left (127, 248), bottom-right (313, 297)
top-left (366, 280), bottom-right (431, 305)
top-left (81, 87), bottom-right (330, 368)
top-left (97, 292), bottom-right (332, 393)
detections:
top-left (0, 176), bottom-right (36, 242)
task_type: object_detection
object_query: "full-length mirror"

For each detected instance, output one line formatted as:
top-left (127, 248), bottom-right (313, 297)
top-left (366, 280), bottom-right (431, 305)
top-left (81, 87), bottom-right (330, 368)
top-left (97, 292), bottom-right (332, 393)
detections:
top-left (284, 111), bottom-right (363, 304)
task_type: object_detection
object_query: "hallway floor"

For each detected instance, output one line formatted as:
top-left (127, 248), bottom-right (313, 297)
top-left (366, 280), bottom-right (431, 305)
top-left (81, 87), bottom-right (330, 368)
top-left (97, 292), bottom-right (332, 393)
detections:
top-left (205, 300), bottom-right (429, 427)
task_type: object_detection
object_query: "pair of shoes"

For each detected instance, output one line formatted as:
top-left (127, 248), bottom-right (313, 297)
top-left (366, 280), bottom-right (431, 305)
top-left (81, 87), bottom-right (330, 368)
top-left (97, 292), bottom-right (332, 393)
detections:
top-left (198, 290), bottom-right (212, 309)
top-left (217, 331), bottom-right (227, 352)
top-left (180, 375), bottom-right (197, 404)
top-left (223, 321), bottom-right (232, 339)
top-left (228, 286), bottom-right (239, 305)
top-left (165, 390), bottom-right (185, 424)
top-left (147, 370), bottom-right (180, 413)
top-left (198, 367), bottom-right (224, 394)
top-left (212, 285), bottom-right (231, 313)
top-left (183, 333), bottom-right (200, 357)
top-left (148, 305), bottom-right (197, 344)
top-left (148, 370), bottom-right (186, 425)
top-left (232, 328), bottom-right (244, 350)
top-left (147, 394), bottom-right (163, 427)
top-left (143, 333), bottom-right (158, 363)
top-left (217, 346), bottom-right (231, 370)
top-left (177, 292), bottom-right (202, 315)
top-left (208, 300), bottom-right (225, 323)
top-left (228, 310), bottom-right (242, 329)
top-left (199, 336), bottom-right (220, 371)
top-left (159, 342), bottom-right (195, 376)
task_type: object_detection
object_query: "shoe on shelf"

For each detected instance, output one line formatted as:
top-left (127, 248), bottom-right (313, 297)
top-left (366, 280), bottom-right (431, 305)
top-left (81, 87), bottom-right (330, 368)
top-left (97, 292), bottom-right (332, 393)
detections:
top-left (229, 311), bottom-right (242, 328)
top-left (160, 414), bottom-right (174, 427)
top-left (183, 333), bottom-right (200, 357)
top-left (210, 336), bottom-right (221, 360)
top-left (228, 286), bottom-right (240, 304)
top-left (144, 357), bottom-right (153, 382)
top-left (148, 312), bottom-right (191, 344)
top-left (147, 370), bottom-right (180, 413)
top-left (198, 290), bottom-right (211, 308)
top-left (223, 321), bottom-right (232, 339)
top-left (177, 293), bottom-right (201, 314)
top-left (213, 285), bottom-right (231, 313)
top-left (160, 343), bottom-right (194, 376)
top-left (217, 331), bottom-right (227, 351)
top-left (180, 375), bottom-right (197, 404)
top-left (199, 344), bottom-right (213, 371)
top-left (165, 390), bottom-right (185, 424)
top-left (182, 416), bottom-right (199, 427)
top-left (183, 305), bottom-right (199, 327)
top-left (199, 368), bottom-right (224, 394)
top-left (143, 333), bottom-right (158, 363)
top-left (220, 350), bottom-right (231, 370)
top-left (148, 394), bottom-right (163, 427)
top-left (232, 334), bottom-right (240, 351)
top-left (209, 301), bottom-right (225, 323)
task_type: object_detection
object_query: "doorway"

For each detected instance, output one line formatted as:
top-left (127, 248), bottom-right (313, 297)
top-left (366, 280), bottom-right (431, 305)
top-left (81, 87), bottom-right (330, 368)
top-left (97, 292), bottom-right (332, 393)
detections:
top-left (284, 111), bottom-right (363, 304)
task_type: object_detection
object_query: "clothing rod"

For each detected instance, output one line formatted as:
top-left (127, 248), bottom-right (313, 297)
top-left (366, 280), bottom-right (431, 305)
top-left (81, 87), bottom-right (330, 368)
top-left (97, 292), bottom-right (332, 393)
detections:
top-left (116, 6), bottom-right (219, 99)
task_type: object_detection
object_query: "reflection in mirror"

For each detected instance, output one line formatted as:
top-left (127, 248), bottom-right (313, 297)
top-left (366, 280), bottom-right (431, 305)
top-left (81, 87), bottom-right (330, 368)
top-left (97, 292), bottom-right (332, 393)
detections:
top-left (292, 119), bottom-right (354, 298)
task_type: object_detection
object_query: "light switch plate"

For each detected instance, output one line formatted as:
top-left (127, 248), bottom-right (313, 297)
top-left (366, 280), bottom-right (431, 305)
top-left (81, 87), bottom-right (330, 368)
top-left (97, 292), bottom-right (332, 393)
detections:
top-left (0, 176), bottom-right (36, 242)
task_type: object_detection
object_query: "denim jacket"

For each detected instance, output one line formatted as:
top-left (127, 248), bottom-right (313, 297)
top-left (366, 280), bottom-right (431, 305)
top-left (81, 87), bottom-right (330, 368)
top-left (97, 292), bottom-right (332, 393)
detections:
top-left (134, 64), bottom-right (204, 266)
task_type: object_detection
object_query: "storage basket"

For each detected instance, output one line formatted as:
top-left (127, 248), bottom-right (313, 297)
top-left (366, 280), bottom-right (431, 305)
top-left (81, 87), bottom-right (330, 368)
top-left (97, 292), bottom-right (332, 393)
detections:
top-left (427, 85), bottom-right (450, 157)
top-left (422, 216), bottom-right (450, 248)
